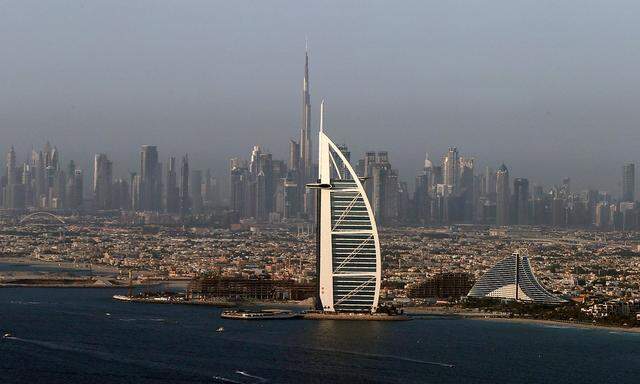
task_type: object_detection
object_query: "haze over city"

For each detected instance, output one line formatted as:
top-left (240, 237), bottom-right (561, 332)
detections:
top-left (1, 1), bottom-right (639, 192)
top-left (4, 2), bottom-right (640, 384)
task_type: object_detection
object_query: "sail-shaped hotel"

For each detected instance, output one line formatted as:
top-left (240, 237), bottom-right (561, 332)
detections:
top-left (307, 101), bottom-right (382, 313)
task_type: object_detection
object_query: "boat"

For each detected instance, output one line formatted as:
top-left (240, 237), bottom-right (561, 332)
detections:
top-left (3, 333), bottom-right (12, 339)
top-left (112, 294), bottom-right (133, 302)
top-left (220, 309), bottom-right (300, 320)
top-left (216, 327), bottom-right (225, 332)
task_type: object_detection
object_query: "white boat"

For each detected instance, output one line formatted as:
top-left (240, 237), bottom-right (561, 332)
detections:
top-left (220, 309), bottom-right (300, 320)
top-left (216, 327), bottom-right (225, 332)
top-left (3, 333), bottom-right (12, 338)
top-left (112, 295), bottom-right (133, 301)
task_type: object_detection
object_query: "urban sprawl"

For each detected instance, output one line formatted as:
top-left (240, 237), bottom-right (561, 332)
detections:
top-left (1, 49), bottom-right (640, 325)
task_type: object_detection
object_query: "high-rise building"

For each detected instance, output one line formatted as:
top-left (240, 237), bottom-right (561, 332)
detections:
top-left (51, 168), bottom-right (66, 209)
top-left (288, 139), bottom-right (300, 173)
top-left (190, 169), bottom-right (203, 214)
top-left (414, 152), bottom-right (434, 225)
top-left (459, 157), bottom-right (475, 222)
top-left (203, 169), bottom-right (218, 208)
top-left (180, 154), bottom-right (190, 215)
top-left (4, 146), bottom-right (17, 208)
top-left (165, 157), bottom-right (179, 214)
top-left (281, 172), bottom-right (299, 219)
top-left (140, 145), bottom-right (161, 211)
top-left (32, 150), bottom-right (45, 207)
top-left (484, 166), bottom-right (496, 199)
top-left (513, 178), bottom-right (530, 225)
top-left (6, 146), bottom-right (16, 186)
top-left (70, 169), bottom-right (84, 208)
top-left (130, 172), bottom-right (141, 211)
top-left (443, 147), bottom-right (459, 191)
top-left (93, 153), bottom-right (113, 210)
top-left (551, 197), bottom-right (565, 227)
top-left (495, 164), bottom-right (510, 226)
top-left (560, 177), bottom-right (571, 198)
top-left (299, 44), bottom-right (312, 217)
top-left (622, 163), bottom-right (635, 202)
top-left (312, 101), bottom-right (381, 313)
top-left (360, 151), bottom-right (401, 225)
top-left (231, 167), bottom-right (248, 219)
top-left (112, 178), bottom-right (130, 210)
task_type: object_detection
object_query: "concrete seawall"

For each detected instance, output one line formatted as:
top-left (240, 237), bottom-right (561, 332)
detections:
top-left (302, 312), bottom-right (411, 321)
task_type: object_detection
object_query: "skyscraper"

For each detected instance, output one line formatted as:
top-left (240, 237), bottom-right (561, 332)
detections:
top-left (165, 157), bottom-right (179, 213)
top-left (311, 101), bottom-right (381, 313)
top-left (32, 150), bottom-right (45, 207)
top-left (93, 153), bottom-right (113, 210)
top-left (299, 44), bottom-right (312, 217)
top-left (130, 172), bottom-right (141, 211)
top-left (414, 152), bottom-right (434, 224)
top-left (622, 163), bottom-right (635, 202)
top-left (496, 164), bottom-right (510, 226)
top-left (140, 145), bottom-right (161, 211)
top-left (513, 178), bottom-right (529, 225)
top-left (71, 169), bottom-right (84, 208)
top-left (180, 154), bottom-right (190, 215)
top-left (300, 43), bottom-right (312, 183)
top-left (190, 169), bottom-right (203, 214)
top-left (6, 146), bottom-right (16, 186)
top-left (4, 147), bottom-right (17, 208)
top-left (443, 147), bottom-right (459, 191)
top-left (360, 151), bottom-right (400, 225)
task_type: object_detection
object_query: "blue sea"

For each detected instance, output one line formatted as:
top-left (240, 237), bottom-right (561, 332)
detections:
top-left (1, 287), bottom-right (639, 383)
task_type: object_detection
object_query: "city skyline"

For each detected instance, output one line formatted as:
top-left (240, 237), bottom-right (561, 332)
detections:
top-left (2, 137), bottom-right (636, 195)
top-left (5, 40), bottom-right (637, 215)
top-left (3, 3), bottom-right (640, 383)
top-left (1, 2), bottom-right (640, 191)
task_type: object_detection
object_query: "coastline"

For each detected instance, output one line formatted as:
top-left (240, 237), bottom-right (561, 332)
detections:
top-left (0, 256), bottom-right (119, 274)
top-left (406, 307), bottom-right (640, 333)
top-left (473, 316), bottom-right (640, 334)
top-left (0, 257), bottom-right (135, 288)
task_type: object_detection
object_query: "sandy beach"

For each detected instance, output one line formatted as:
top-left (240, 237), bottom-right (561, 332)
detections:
top-left (0, 256), bottom-right (119, 275)
top-left (473, 316), bottom-right (640, 333)
top-left (407, 306), bottom-right (640, 333)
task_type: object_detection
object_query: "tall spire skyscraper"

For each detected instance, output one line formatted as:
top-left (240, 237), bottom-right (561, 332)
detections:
top-left (300, 42), bottom-right (312, 215)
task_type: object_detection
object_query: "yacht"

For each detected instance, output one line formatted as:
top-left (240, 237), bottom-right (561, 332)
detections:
top-left (220, 309), bottom-right (300, 320)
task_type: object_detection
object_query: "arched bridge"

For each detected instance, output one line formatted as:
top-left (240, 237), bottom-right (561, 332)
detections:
top-left (19, 212), bottom-right (67, 224)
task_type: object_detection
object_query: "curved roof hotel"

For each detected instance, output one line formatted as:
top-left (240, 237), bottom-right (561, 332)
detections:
top-left (468, 251), bottom-right (566, 304)
top-left (308, 101), bottom-right (382, 313)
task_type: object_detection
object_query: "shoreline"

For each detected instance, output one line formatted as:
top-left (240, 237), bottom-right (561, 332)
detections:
top-left (301, 312), bottom-right (411, 321)
top-left (406, 307), bottom-right (640, 333)
top-left (473, 316), bottom-right (640, 333)
top-left (0, 256), bottom-right (119, 274)
top-left (112, 294), bottom-right (314, 308)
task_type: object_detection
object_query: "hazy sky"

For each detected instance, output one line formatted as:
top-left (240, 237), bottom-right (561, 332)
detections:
top-left (1, 1), bottom-right (639, 193)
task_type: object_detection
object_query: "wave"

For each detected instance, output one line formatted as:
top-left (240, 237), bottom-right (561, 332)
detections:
top-left (212, 376), bottom-right (242, 384)
top-left (236, 370), bottom-right (268, 382)
top-left (116, 317), bottom-right (170, 323)
top-left (328, 349), bottom-right (455, 368)
top-left (222, 337), bottom-right (454, 369)
top-left (4, 336), bottom-right (220, 381)
top-left (9, 301), bottom-right (41, 305)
